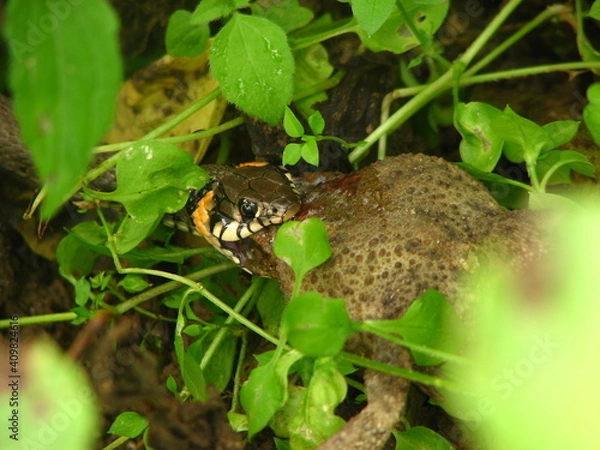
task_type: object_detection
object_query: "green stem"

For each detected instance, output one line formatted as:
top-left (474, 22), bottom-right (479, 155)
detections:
top-left (360, 322), bottom-right (471, 366)
top-left (0, 312), bottom-right (77, 328)
top-left (101, 436), bottom-right (130, 450)
top-left (141, 87), bottom-right (222, 140)
top-left (229, 331), bottom-right (249, 415)
top-left (113, 263), bottom-right (233, 313)
top-left (352, 68), bottom-right (454, 163)
top-left (340, 352), bottom-right (461, 391)
top-left (458, 0), bottom-right (525, 69)
top-left (350, 0), bottom-right (524, 163)
top-left (200, 278), bottom-right (264, 371)
top-left (539, 160), bottom-right (579, 192)
top-left (463, 61), bottom-right (600, 84)
top-left (396, 0), bottom-right (429, 51)
top-left (384, 61), bottom-right (600, 101)
top-left (290, 17), bottom-right (360, 50)
top-left (126, 268), bottom-right (279, 345)
top-left (293, 70), bottom-right (346, 102)
top-left (93, 116), bottom-right (246, 154)
top-left (464, 4), bottom-right (567, 78)
top-left (526, 160), bottom-right (542, 192)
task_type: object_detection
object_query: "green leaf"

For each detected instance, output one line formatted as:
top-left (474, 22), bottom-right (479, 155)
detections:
top-left (70, 221), bottom-right (109, 250)
top-left (118, 274), bottom-right (151, 294)
top-left (590, 1), bottom-right (600, 20)
top-left (5, 0), bottom-right (122, 218)
top-left (90, 141), bottom-right (208, 223)
top-left (210, 13), bottom-right (294, 125)
top-left (74, 277), bottom-right (91, 307)
top-left (166, 376), bottom-right (179, 396)
top-left (241, 349), bottom-right (304, 438)
top-left (282, 292), bottom-right (354, 357)
top-left (191, 0), bottom-right (250, 24)
top-left (357, 0), bottom-right (449, 54)
top-left (289, 358), bottom-right (347, 447)
top-left (284, 106), bottom-right (305, 137)
top-left (188, 332), bottom-right (238, 392)
top-left (528, 191), bottom-right (582, 210)
top-left (124, 244), bottom-right (193, 265)
top-left (251, 0), bottom-right (314, 32)
top-left (351, 0), bottom-right (396, 35)
top-left (283, 143), bottom-right (303, 166)
top-left (577, 5), bottom-right (600, 73)
top-left (393, 426), bottom-right (455, 450)
top-left (228, 411), bottom-right (248, 432)
top-left (308, 111), bottom-right (325, 135)
top-left (583, 83), bottom-right (600, 145)
top-left (182, 350), bottom-right (208, 401)
top-left (166, 10), bottom-right (210, 57)
top-left (113, 215), bottom-right (162, 254)
top-left (56, 232), bottom-right (100, 284)
top-left (301, 139), bottom-right (320, 166)
top-left (0, 340), bottom-right (99, 449)
top-left (457, 163), bottom-right (525, 189)
top-left (367, 290), bottom-right (461, 366)
top-left (274, 219), bottom-right (332, 284)
top-left (542, 120), bottom-right (580, 150)
top-left (493, 106), bottom-right (550, 164)
top-left (536, 150), bottom-right (595, 187)
top-left (293, 43), bottom-right (335, 116)
top-left (455, 102), bottom-right (504, 172)
top-left (257, 279), bottom-right (287, 336)
top-left (108, 412), bottom-right (149, 438)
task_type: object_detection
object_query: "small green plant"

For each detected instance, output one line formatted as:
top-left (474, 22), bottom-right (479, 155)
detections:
top-left (455, 103), bottom-right (595, 208)
top-left (106, 412), bottom-right (149, 450)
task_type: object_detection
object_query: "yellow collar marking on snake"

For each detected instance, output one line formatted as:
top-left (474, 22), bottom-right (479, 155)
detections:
top-left (189, 162), bottom-right (301, 263)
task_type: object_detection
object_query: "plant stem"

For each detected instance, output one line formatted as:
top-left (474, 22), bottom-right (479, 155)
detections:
top-left (101, 436), bottom-right (130, 450)
top-left (141, 87), bottom-right (222, 140)
top-left (0, 312), bottom-right (77, 328)
top-left (200, 278), bottom-right (264, 371)
top-left (93, 116), bottom-right (246, 154)
top-left (382, 61), bottom-right (600, 102)
top-left (360, 322), bottom-right (470, 366)
top-left (464, 4), bottom-right (567, 78)
top-left (293, 70), bottom-right (346, 102)
top-left (340, 352), bottom-right (460, 391)
top-left (351, 0), bottom-right (525, 163)
top-left (229, 331), bottom-right (249, 415)
top-left (396, 0), bottom-right (429, 51)
top-left (290, 17), bottom-right (360, 50)
top-left (458, 0), bottom-right (525, 69)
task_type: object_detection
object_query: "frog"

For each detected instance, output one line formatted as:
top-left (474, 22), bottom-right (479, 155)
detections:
top-left (188, 153), bottom-right (541, 449)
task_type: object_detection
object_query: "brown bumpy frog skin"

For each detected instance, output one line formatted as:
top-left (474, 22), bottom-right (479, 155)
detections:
top-left (235, 154), bottom-right (541, 449)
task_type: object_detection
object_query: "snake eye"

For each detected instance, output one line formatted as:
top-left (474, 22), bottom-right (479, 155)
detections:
top-left (238, 198), bottom-right (259, 220)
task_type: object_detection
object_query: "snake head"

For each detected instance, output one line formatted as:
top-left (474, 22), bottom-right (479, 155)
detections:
top-left (188, 162), bottom-right (301, 265)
